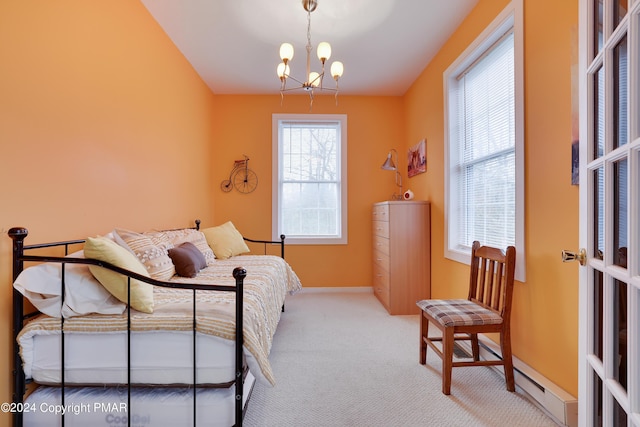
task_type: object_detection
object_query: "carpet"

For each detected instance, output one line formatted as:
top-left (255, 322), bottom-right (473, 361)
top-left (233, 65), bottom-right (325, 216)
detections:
top-left (243, 291), bottom-right (560, 427)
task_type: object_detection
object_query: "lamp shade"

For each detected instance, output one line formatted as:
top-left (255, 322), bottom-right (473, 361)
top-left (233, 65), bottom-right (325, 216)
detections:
top-left (308, 72), bottom-right (321, 87)
top-left (381, 152), bottom-right (396, 170)
top-left (330, 61), bottom-right (344, 80)
top-left (317, 42), bottom-right (331, 62)
top-left (279, 43), bottom-right (294, 62)
top-left (277, 63), bottom-right (290, 79)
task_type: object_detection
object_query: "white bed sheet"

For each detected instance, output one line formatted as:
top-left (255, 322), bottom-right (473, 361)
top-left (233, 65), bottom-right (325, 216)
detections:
top-left (23, 371), bottom-right (255, 427)
top-left (27, 330), bottom-right (254, 385)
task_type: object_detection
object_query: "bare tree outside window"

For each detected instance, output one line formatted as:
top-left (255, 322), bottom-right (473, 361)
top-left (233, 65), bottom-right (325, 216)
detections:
top-left (273, 115), bottom-right (347, 244)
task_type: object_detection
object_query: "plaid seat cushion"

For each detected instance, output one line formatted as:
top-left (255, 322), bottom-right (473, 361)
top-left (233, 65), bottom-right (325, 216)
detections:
top-left (416, 299), bottom-right (502, 327)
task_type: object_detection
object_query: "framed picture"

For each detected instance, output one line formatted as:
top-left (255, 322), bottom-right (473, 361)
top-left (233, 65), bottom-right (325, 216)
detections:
top-left (570, 26), bottom-right (579, 186)
top-left (408, 139), bottom-right (426, 178)
top-left (571, 141), bottom-right (579, 185)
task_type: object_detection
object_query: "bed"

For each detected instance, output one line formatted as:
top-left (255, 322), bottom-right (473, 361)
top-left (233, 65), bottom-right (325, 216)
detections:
top-left (9, 220), bottom-right (302, 427)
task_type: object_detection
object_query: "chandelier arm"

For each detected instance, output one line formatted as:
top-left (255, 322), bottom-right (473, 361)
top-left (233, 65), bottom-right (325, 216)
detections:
top-left (282, 74), bottom-right (307, 86)
top-left (312, 86), bottom-right (338, 93)
top-left (280, 86), bottom-right (337, 93)
top-left (281, 86), bottom-right (337, 93)
top-left (280, 86), bottom-right (312, 93)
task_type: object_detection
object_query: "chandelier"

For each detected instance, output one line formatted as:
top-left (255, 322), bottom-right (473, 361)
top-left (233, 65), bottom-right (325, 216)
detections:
top-left (277, 0), bottom-right (344, 107)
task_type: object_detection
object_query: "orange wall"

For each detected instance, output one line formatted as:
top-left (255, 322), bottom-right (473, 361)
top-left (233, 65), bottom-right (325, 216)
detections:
top-left (403, 0), bottom-right (579, 396)
top-left (0, 0), bottom-right (581, 416)
top-left (211, 95), bottom-right (404, 288)
top-left (0, 0), bottom-right (217, 417)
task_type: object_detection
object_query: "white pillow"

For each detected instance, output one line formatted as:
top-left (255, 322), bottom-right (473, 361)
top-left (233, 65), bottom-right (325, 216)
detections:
top-left (13, 251), bottom-right (126, 318)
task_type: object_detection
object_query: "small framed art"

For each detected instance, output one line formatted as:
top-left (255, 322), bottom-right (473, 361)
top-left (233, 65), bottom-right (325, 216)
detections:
top-left (408, 139), bottom-right (426, 178)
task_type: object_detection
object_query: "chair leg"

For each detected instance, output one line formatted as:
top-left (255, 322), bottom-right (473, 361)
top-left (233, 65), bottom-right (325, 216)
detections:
top-left (442, 327), bottom-right (454, 395)
top-left (501, 331), bottom-right (515, 392)
top-left (419, 313), bottom-right (428, 364)
top-left (470, 333), bottom-right (480, 361)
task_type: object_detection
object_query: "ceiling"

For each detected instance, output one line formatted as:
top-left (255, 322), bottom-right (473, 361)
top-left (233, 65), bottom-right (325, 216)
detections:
top-left (141, 0), bottom-right (479, 96)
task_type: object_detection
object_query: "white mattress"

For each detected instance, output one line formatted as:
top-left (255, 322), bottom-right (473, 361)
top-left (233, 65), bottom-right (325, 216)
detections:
top-left (18, 255), bottom-right (303, 387)
top-left (23, 371), bottom-right (255, 427)
top-left (27, 330), bottom-right (245, 385)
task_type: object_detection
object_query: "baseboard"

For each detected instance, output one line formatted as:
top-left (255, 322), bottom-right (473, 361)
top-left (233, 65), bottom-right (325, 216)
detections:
top-left (457, 335), bottom-right (578, 427)
top-left (299, 286), bottom-right (373, 293)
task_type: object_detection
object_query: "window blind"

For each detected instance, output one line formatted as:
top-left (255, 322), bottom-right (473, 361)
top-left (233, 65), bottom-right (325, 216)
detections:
top-left (455, 31), bottom-right (515, 249)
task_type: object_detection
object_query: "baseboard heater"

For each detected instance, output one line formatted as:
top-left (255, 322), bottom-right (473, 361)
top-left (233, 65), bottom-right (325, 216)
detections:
top-left (455, 335), bottom-right (578, 427)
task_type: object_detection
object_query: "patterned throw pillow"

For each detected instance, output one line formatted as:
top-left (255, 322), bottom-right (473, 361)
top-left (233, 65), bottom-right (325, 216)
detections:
top-left (113, 229), bottom-right (175, 281)
top-left (152, 228), bottom-right (216, 266)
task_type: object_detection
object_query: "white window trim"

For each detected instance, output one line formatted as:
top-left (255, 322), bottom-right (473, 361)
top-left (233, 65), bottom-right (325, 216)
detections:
top-left (443, 0), bottom-right (526, 282)
top-left (272, 114), bottom-right (348, 245)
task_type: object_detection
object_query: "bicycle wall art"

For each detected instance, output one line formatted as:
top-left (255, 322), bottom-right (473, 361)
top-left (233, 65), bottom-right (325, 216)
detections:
top-left (220, 155), bottom-right (258, 194)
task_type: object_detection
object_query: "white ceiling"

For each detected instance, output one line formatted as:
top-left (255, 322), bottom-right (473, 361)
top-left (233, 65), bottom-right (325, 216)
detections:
top-left (141, 0), bottom-right (479, 96)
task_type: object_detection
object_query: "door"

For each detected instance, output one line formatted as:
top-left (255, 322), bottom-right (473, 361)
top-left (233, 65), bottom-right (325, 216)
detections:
top-left (578, 0), bottom-right (639, 425)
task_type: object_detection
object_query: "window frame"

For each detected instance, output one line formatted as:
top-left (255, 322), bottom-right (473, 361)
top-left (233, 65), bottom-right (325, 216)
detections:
top-left (272, 114), bottom-right (348, 245)
top-left (443, 0), bottom-right (526, 281)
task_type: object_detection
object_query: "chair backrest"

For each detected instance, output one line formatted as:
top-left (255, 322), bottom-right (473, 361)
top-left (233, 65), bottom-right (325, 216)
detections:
top-left (468, 241), bottom-right (517, 320)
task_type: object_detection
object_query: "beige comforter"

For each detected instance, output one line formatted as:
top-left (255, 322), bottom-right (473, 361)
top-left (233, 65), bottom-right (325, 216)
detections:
top-left (18, 255), bottom-right (302, 386)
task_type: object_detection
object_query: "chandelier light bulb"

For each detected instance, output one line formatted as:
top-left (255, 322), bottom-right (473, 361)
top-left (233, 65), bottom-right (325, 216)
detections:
top-left (308, 72), bottom-right (321, 87)
top-left (277, 62), bottom-right (290, 79)
top-left (316, 42), bottom-right (331, 63)
top-left (279, 43), bottom-right (294, 62)
top-left (330, 61), bottom-right (344, 80)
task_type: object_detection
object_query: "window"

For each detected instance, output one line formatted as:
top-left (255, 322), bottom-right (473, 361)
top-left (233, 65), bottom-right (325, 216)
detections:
top-left (444, 0), bottom-right (525, 281)
top-left (272, 114), bottom-right (347, 244)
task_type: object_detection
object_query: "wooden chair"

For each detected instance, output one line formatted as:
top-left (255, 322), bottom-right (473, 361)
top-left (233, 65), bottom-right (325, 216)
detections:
top-left (417, 241), bottom-right (516, 395)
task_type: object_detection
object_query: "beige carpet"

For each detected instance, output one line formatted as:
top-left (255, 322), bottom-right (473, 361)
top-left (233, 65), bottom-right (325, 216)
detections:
top-left (243, 291), bottom-right (560, 427)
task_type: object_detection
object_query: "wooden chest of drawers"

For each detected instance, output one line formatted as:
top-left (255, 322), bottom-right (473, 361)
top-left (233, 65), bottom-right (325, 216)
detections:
top-left (372, 201), bottom-right (431, 315)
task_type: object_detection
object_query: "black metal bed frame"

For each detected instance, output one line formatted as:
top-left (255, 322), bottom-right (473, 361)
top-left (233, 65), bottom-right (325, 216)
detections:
top-left (9, 221), bottom-right (286, 427)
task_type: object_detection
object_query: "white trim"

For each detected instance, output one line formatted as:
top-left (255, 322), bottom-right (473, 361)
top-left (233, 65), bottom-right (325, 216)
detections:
top-left (443, 0), bottom-right (525, 282)
top-left (271, 114), bottom-right (348, 245)
top-left (456, 335), bottom-right (578, 427)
